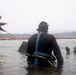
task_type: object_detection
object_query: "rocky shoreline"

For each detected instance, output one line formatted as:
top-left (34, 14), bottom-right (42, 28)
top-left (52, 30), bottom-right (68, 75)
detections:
top-left (0, 38), bottom-right (28, 40)
top-left (0, 37), bottom-right (76, 40)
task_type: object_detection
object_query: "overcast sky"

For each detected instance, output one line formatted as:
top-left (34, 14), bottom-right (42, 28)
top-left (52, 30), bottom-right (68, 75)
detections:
top-left (0, 0), bottom-right (76, 34)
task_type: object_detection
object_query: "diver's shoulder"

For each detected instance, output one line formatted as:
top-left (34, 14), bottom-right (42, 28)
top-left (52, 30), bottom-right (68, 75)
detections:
top-left (29, 33), bottom-right (37, 38)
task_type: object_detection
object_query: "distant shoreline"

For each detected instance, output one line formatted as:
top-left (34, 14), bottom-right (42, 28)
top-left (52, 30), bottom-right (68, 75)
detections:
top-left (0, 38), bottom-right (76, 40)
top-left (0, 38), bottom-right (28, 40)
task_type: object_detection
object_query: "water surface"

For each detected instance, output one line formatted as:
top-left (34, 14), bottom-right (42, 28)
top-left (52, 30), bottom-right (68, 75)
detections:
top-left (0, 39), bottom-right (76, 75)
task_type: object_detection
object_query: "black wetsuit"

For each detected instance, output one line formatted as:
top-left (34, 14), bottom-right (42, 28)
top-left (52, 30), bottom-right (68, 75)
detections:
top-left (27, 32), bottom-right (63, 66)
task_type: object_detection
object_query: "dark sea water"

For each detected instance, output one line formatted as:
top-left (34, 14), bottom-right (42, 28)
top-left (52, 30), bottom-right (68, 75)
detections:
top-left (0, 39), bottom-right (76, 75)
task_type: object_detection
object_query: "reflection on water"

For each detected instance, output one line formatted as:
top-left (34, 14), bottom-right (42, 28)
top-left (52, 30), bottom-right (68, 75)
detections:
top-left (26, 67), bottom-right (62, 75)
top-left (0, 39), bottom-right (76, 75)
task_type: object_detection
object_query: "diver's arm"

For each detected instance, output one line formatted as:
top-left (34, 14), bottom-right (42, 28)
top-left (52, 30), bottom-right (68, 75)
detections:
top-left (52, 36), bottom-right (64, 65)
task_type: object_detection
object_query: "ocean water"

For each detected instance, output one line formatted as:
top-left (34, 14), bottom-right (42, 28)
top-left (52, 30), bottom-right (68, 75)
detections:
top-left (0, 39), bottom-right (76, 75)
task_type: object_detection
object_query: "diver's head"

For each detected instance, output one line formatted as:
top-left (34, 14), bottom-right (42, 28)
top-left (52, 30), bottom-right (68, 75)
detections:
top-left (37, 21), bottom-right (49, 33)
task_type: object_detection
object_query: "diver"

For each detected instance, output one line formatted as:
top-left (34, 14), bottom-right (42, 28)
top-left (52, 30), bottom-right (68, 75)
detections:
top-left (26, 21), bottom-right (64, 67)
top-left (65, 46), bottom-right (70, 55)
top-left (73, 47), bottom-right (76, 54)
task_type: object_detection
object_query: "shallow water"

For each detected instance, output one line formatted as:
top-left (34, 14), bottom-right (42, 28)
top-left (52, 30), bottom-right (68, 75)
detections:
top-left (0, 39), bottom-right (76, 75)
